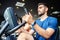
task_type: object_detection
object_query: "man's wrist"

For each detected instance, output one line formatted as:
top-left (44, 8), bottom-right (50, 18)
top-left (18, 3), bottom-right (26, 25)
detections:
top-left (31, 21), bottom-right (36, 31)
top-left (31, 19), bottom-right (35, 24)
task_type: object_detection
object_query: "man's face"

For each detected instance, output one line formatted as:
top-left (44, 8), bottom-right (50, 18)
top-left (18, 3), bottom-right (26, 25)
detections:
top-left (38, 5), bottom-right (46, 16)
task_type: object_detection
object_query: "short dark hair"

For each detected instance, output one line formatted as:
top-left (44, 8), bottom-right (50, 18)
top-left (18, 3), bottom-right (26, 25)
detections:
top-left (38, 3), bottom-right (49, 8)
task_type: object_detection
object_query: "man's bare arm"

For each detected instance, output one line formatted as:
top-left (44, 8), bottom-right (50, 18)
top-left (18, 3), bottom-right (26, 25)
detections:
top-left (34, 24), bottom-right (55, 39)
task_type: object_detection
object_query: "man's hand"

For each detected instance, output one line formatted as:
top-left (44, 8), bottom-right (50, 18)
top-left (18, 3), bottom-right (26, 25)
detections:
top-left (22, 12), bottom-right (34, 24)
top-left (24, 23), bottom-right (31, 30)
top-left (16, 27), bottom-right (29, 34)
top-left (15, 27), bottom-right (24, 35)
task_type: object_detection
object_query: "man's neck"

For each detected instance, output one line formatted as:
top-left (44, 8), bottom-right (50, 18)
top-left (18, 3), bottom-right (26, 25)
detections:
top-left (39, 13), bottom-right (48, 21)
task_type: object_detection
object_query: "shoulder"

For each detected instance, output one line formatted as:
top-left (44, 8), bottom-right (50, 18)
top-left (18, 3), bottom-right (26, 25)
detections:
top-left (47, 16), bottom-right (58, 26)
top-left (48, 16), bottom-right (58, 22)
top-left (47, 17), bottom-right (58, 30)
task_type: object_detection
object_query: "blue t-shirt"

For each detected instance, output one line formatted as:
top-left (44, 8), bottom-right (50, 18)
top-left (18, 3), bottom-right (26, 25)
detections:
top-left (33, 16), bottom-right (58, 40)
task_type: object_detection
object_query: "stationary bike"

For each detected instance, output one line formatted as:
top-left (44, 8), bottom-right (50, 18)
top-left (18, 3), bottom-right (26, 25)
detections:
top-left (0, 7), bottom-right (26, 40)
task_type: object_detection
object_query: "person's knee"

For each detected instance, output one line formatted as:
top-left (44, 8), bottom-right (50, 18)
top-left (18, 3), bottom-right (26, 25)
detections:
top-left (20, 33), bottom-right (26, 37)
top-left (17, 33), bottom-right (26, 40)
top-left (17, 32), bottom-right (34, 40)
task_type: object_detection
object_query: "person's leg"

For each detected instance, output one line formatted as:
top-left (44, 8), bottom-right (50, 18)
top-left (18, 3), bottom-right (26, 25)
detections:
top-left (17, 33), bottom-right (26, 40)
top-left (17, 32), bottom-right (34, 40)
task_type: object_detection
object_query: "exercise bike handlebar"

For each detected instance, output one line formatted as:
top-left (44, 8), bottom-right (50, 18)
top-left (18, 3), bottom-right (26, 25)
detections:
top-left (0, 21), bottom-right (8, 37)
top-left (6, 21), bottom-right (26, 34)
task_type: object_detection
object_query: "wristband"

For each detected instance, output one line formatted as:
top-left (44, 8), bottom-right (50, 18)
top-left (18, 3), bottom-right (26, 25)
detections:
top-left (31, 21), bottom-right (36, 30)
top-left (31, 21), bottom-right (36, 26)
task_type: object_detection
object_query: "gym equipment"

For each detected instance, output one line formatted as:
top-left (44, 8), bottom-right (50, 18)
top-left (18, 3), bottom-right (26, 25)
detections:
top-left (15, 2), bottom-right (28, 14)
top-left (0, 7), bottom-right (26, 40)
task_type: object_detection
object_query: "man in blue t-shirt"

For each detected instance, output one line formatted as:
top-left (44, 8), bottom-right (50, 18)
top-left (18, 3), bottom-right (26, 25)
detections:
top-left (17, 3), bottom-right (58, 40)
top-left (33, 16), bottom-right (58, 40)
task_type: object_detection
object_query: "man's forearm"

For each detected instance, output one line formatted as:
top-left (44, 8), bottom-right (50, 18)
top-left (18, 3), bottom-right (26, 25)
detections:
top-left (34, 24), bottom-right (51, 39)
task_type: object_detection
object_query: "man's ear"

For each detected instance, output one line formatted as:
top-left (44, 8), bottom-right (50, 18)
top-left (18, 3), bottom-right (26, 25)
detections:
top-left (46, 7), bottom-right (48, 12)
